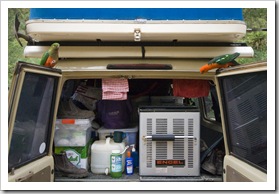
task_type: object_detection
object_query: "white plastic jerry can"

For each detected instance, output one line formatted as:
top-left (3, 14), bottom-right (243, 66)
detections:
top-left (91, 137), bottom-right (125, 174)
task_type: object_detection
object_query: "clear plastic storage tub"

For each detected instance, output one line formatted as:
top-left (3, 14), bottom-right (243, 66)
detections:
top-left (98, 126), bottom-right (138, 148)
top-left (54, 119), bottom-right (92, 147)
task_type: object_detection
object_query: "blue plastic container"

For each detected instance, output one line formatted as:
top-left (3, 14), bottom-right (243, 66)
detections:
top-left (125, 151), bottom-right (133, 175)
top-left (29, 8), bottom-right (243, 21)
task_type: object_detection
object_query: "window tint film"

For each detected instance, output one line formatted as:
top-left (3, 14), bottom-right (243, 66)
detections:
top-left (220, 71), bottom-right (267, 171)
top-left (9, 72), bottom-right (57, 171)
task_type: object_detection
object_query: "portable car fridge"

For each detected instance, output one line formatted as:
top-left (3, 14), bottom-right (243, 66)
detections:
top-left (139, 106), bottom-right (200, 176)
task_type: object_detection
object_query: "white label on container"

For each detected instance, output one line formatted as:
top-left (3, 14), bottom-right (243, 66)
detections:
top-left (66, 149), bottom-right (81, 166)
top-left (126, 165), bottom-right (133, 174)
top-left (111, 155), bottom-right (122, 172)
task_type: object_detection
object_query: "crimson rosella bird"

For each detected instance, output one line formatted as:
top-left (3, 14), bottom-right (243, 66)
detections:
top-left (40, 43), bottom-right (60, 68)
top-left (200, 52), bottom-right (240, 74)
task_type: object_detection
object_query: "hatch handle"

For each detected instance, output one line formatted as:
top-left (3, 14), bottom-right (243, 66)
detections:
top-left (144, 135), bottom-right (196, 141)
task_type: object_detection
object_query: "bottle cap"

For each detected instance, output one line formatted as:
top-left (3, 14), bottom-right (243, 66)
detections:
top-left (131, 144), bottom-right (136, 152)
top-left (127, 151), bottom-right (131, 157)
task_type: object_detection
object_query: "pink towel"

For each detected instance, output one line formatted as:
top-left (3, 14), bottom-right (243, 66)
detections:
top-left (102, 78), bottom-right (129, 100)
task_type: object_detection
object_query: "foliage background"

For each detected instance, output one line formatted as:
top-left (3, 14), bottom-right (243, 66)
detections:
top-left (8, 8), bottom-right (267, 86)
top-left (8, 8), bottom-right (40, 86)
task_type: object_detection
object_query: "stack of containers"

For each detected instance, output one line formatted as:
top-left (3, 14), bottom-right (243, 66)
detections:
top-left (54, 119), bottom-right (94, 170)
top-left (94, 126), bottom-right (139, 175)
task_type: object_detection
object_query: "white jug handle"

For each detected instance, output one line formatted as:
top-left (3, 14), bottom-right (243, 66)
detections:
top-left (106, 137), bottom-right (111, 144)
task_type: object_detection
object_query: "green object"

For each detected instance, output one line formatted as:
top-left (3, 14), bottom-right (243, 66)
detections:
top-left (40, 42), bottom-right (60, 67)
top-left (110, 150), bottom-right (122, 178)
top-left (54, 140), bottom-right (92, 169)
top-left (113, 131), bottom-right (126, 143)
top-left (207, 52), bottom-right (240, 65)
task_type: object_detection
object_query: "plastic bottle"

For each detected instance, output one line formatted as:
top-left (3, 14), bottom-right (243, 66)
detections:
top-left (110, 150), bottom-right (122, 178)
top-left (131, 144), bottom-right (139, 168)
top-left (125, 151), bottom-right (133, 175)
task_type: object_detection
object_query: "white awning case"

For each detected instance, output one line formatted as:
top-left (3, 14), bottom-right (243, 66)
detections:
top-left (26, 19), bottom-right (247, 43)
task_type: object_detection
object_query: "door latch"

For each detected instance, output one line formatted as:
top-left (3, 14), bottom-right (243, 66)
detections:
top-left (134, 29), bottom-right (141, 42)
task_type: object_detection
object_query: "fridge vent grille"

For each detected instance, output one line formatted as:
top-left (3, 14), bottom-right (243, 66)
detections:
top-left (139, 109), bottom-right (200, 176)
top-left (156, 142), bottom-right (168, 159)
top-left (156, 118), bottom-right (168, 134)
top-left (188, 118), bottom-right (194, 168)
top-left (146, 118), bottom-right (153, 168)
top-left (173, 118), bottom-right (185, 163)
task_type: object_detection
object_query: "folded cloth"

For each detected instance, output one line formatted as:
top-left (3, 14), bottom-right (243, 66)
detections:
top-left (173, 79), bottom-right (210, 98)
top-left (102, 91), bottom-right (127, 100)
top-left (102, 78), bottom-right (129, 100)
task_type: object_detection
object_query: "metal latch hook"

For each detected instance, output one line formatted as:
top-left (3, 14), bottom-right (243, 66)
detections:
top-left (134, 28), bottom-right (141, 42)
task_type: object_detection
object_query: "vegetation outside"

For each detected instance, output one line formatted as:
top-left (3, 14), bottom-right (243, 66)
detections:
top-left (8, 8), bottom-right (267, 86)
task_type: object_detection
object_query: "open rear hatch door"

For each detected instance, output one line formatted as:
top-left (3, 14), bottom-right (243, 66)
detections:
top-left (216, 62), bottom-right (267, 182)
top-left (8, 62), bottom-right (62, 182)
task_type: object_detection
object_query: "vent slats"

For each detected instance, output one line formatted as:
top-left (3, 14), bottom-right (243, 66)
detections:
top-left (147, 118), bottom-right (152, 135)
top-left (156, 142), bottom-right (168, 159)
top-left (173, 118), bottom-right (185, 135)
top-left (173, 139), bottom-right (184, 161)
top-left (146, 118), bottom-right (152, 168)
top-left (173, 118), bottom-right (185, 162)
top-left (156, 118), bottom-right (168, 134)
top-left (155, 118), bottom-right (168, 167)
top-left (146, 139), bottom-right (152, 168)
top-left (188, 118), bottom-right (194, 168)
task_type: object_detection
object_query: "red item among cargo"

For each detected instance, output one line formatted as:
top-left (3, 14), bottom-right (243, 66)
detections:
top-left (173, 79), bottom-right (210, 98)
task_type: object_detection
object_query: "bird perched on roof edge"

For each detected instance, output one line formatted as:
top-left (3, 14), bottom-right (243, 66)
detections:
top-left (200, 52), bottom-right (240, 74)
top-left (40, 42), bottom-right (60, 68)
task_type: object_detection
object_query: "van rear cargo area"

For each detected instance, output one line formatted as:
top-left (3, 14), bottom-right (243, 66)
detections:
top-left (54, 78), bottom-right (224, 182)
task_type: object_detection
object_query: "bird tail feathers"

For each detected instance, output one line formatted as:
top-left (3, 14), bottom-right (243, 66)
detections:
top-left (231, 60), bottom-right (241, 66)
